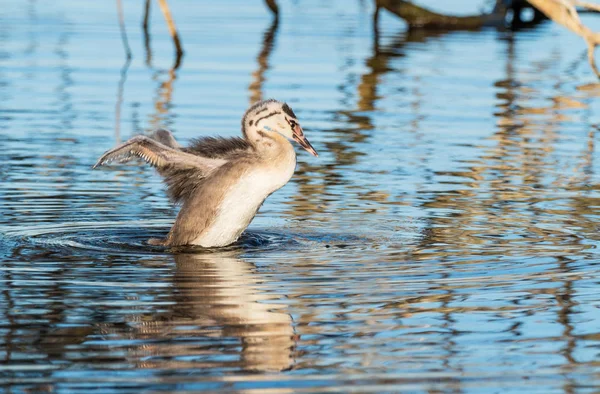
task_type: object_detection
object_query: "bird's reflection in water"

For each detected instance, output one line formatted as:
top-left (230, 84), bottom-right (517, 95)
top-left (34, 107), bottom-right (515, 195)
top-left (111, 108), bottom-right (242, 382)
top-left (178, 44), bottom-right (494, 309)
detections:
top-left (33, 251), bottom-right (296, 375)
top-left (171, 252), bottom-right (296, 372)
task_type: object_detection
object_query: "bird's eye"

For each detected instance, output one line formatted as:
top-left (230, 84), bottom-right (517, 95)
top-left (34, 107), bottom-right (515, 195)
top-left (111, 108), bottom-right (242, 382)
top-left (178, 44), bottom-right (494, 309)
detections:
top-left (289, 120), bottom-right (297, 129)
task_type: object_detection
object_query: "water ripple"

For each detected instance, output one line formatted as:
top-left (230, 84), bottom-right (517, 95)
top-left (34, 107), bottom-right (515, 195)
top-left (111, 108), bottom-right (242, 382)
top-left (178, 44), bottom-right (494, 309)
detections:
top-left (2, 0), bottom-right (600, 391)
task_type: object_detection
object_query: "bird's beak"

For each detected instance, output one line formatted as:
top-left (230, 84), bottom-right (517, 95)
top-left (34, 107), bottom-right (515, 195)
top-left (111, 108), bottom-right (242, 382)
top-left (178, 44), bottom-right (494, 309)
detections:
top-left (292, 124), bottom-right (318, 157)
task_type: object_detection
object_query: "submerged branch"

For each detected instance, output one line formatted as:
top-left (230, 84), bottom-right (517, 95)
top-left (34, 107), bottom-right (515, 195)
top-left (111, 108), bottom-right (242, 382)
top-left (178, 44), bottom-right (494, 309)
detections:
top-left (374, 0), bottom-right (506, 29)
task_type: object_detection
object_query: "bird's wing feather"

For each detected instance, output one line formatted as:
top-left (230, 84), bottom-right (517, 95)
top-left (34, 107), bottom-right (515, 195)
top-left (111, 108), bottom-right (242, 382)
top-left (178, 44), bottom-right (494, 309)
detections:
top-left (93, 135), bottom-right (228, 204)
top-left (93, 135), bottom-right (226, 172)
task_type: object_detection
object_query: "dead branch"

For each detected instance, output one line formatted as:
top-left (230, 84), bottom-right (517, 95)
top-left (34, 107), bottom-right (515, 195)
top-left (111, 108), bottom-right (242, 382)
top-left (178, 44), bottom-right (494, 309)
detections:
top-left (527, 0), bottom-right (600, 78)
top-left (374, 0), bottom-right (506, 29)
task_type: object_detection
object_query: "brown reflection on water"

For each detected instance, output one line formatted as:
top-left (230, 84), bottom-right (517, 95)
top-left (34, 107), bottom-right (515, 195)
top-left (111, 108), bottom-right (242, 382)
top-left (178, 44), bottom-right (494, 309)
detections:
top-left (148, 68), bottom-right (178, 131)
top-left (406, 35), bottom-right (594, 378)
top-left (286, 29), bottom-right (450, 221)
top-left (411, 33), bottom-right (598, 258)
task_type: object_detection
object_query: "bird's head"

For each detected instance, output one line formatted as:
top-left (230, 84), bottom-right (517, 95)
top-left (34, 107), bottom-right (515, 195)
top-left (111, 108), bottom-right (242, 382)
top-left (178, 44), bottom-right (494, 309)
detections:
top-left (242, 99), bottom-right (318, 157)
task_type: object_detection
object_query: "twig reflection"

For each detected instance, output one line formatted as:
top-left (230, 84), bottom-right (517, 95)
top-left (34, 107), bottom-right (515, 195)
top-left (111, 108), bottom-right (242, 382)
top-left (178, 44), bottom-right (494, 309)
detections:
top-left (148, 68), bottom-right (177, 131)
top-left (116, 0), bottom-right (132, 60)
top-left (114, 57), bottom-right (131, 144)
top-left (285, 28), bottom-right (447, 220)
top-left (249, 16), bottom-right (279, 104)
top-left (142, 0), bottom-right (153, 66)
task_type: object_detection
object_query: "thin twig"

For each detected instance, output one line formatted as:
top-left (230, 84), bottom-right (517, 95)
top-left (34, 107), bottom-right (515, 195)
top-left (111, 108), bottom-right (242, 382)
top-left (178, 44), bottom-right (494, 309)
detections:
top-left (142, 0), bottom-right (152, 66)
top-left (157, 0), bottom-right (184, 68)
top-left (116, 0), bottom-right (132, 60)
top-left (142, 0), bottom-right (151, 31)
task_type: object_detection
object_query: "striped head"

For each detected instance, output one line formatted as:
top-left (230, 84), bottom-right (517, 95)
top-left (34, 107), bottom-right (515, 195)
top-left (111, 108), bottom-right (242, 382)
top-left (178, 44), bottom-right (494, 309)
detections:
top-left (242, 99), bottom-right (318, 157)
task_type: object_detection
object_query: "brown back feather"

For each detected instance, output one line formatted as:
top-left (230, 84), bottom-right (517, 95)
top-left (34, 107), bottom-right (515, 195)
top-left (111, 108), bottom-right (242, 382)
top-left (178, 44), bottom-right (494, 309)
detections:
top-left (160, 166), bottom-right (206, 205)
top-left (163, 137), bottom-right (253, 205)
top-left (185, 136), bottom-right (253, 159)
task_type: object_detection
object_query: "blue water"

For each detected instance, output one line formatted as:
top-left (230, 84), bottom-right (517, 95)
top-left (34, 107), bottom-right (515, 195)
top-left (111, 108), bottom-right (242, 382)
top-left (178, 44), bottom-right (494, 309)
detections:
top-left (2, 0), bottom-right (600, 392)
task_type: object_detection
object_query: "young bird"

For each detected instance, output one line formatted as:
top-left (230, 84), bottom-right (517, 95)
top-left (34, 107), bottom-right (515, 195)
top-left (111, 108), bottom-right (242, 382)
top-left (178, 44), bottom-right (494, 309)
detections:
top-left (94, 99), bottom-right (318, 247)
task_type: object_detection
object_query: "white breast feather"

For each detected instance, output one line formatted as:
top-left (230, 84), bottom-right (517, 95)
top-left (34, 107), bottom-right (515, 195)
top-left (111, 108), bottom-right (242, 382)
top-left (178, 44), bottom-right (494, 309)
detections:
top-left (194, 161), bottom-right (295, 247)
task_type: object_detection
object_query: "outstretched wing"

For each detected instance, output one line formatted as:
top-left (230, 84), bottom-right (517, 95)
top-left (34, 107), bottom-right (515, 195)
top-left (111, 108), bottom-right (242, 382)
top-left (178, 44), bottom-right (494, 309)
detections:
top-left (93, 135), bottom-right (227, 204)
top-left (93, 135), bottom-right (225, 171)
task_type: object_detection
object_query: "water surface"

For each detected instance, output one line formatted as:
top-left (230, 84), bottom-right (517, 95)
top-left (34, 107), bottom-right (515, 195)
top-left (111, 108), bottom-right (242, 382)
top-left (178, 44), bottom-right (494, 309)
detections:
top-left (2, 0), bottom-right (600, 392)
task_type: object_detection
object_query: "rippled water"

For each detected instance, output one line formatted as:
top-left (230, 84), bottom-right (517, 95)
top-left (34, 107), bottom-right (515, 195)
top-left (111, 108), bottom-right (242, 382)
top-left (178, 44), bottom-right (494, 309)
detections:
top-left (3, 0), bottom-right (600, 391)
